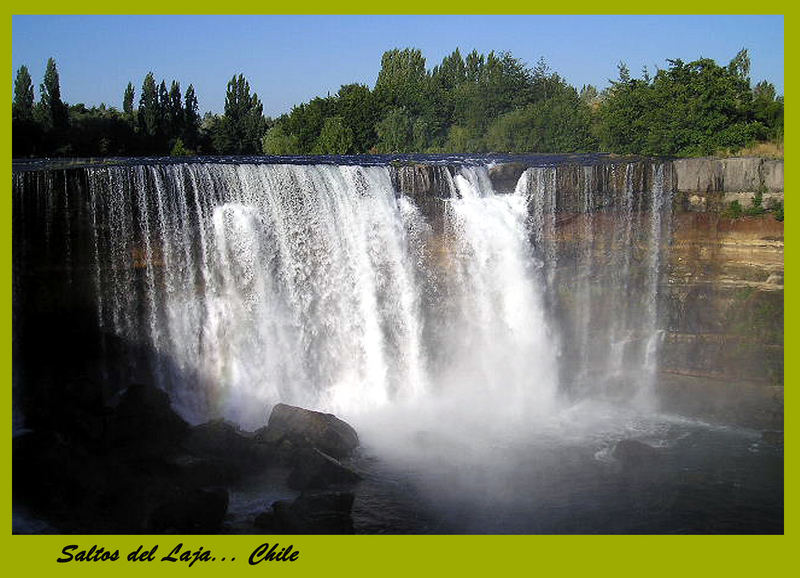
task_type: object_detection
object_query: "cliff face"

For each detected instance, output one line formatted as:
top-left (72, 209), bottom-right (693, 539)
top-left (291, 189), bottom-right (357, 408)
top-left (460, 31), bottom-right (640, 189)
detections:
top-left (673, 157), bottom-right (784, 211)
top-left (391, 157), bottom-right (784, 428)
top-left (663, 158), bottom-right (783, 428)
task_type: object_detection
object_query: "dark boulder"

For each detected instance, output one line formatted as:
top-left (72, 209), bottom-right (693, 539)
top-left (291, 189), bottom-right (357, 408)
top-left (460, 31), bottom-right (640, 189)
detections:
top-left (107, 383), bottom-right (188, 452)
top-left (182, 419), bottom-right (274, 478)
top-left (261, 403), bottom-right (359, 459)
top-left (287, 447), bottom-right (362, 490)
top-left (255, 491), bottom-right (355, 534)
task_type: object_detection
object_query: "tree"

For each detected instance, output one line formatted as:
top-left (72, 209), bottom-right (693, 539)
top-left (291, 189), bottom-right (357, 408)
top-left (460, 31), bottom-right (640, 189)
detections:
top-left (752, 80), bottom-right (783, 141)
top-left (183, 84), bottom-right (201, 150)
top-left (374, 48), bottom-right (428, 116)
top-left (168, 80), bottom-right (184, 141)
top-left (138, 72), bottom-right (160, 139)
top-left (13, 65), bottom-right (35, 122)
top-left (486, 88), bottom-right (595, 153)
top-left (158, 81), bottom-right (170, 138)
top-left (596, 52), bottom-right (763, 156)
top-left (282, 96), bottom-right (336, 153)
top-left (13, 65), bottom-right (41, 156)
top-left (38, 57), bottom-right (69, 132)
top-left (335, 84), bottom-right (378, 152)
top-left (122, 82), bottom-right (135, 123)
top-left (314, 116), bottom-right (354, 154)
top-left (262, 122), bottom-right (300, 155)
top-left (376, 107), bottom-right (412, 153)
top-left (214, 74), bottom-right (266, 154)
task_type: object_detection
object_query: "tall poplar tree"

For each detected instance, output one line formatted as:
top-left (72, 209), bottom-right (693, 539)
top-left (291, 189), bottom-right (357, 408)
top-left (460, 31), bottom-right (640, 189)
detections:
top-left (123, 82), bottom-right (135, 122)
top-left (39, 57), bottom-right (68, 131)
top-left (183, 84), bottom-right (200, 150)
top-left (214, 74), bottom-right (266, 154)
top-left (138, 72), bottom-right (160, 142)
top-left (13, 65), bottom-right (35, 122)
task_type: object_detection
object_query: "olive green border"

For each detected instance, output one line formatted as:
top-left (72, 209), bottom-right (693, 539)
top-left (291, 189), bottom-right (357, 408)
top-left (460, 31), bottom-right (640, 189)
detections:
top-left (4, 8), bottom-right (790, 576)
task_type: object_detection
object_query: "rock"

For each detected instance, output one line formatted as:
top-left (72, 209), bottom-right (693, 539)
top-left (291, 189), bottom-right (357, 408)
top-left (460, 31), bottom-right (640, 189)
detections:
top-left (612, 439), bottom-right (658, 467)
top-left (287, 447), bottom-right (362, 490)
top-left (262, 403), bottom-right (359, 459)
top-left (390, 164), bottom-right (453, 199)
top-left (256, 491), bottom-right (355, 534)
top-left (488, 162), bottom-right (527, 194)
top-left (183, 419), bottom-right (274, 478)
top-left (108, 383), bottom-right (188, 451)
top-left (147, 487), bottom-right (229, 533)
top-left (673, 157), bottom-right (784, 196)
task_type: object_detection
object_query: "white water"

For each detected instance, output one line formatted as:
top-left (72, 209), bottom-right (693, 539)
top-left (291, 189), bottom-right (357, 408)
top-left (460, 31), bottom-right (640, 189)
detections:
top-left (25, 160), bottom-right (672, 435)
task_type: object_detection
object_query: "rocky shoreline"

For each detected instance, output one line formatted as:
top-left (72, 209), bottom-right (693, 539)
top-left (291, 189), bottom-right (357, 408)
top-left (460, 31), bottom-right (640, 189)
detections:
top-left (13, 384), bottom-right (363, 534)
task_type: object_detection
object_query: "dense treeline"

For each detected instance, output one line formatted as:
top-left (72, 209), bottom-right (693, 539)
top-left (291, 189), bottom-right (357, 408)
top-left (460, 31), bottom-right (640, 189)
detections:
top-left (12, 48), bottom-right (783, 158)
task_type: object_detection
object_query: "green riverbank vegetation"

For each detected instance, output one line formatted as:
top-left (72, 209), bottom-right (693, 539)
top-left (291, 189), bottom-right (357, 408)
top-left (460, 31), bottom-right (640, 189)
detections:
top-left (12, 48), bottom-right (783, 158)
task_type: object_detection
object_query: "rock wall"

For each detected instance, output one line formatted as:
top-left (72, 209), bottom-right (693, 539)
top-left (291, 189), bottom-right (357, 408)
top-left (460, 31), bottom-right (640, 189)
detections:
top-left (673, 157), bottom-right (784, 211)
top-left (663, 157), bottom-right (783, 428)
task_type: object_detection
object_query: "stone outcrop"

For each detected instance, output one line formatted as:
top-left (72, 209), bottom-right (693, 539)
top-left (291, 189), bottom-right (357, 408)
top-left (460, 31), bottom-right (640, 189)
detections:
top-left (14, 378), bottom-right (364, 533)
top-left (261, 403), bottom-right (359, 460)
top-left (659, 212), bottom-right (783, 428)
top-left (286, 446), bottom-right (362, 490)
top-left (673, 157), bottom-right (784, 211)
top-left (659, 158), bottom-right (783, 428)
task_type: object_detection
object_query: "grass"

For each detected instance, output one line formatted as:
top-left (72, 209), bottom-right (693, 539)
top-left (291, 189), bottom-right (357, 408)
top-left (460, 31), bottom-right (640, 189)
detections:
top-left (715, 141), bottom-right (784, 159)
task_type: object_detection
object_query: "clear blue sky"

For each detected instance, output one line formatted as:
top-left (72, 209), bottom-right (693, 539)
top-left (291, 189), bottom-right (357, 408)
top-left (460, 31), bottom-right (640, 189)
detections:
top-left (12, 15), bottom-right (784, 118)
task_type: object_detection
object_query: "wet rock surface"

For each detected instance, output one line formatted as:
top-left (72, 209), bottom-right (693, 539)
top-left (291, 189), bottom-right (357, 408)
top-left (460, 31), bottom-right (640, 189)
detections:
top-left (13, 389), bottom-right (361, 534)
top-left (261, 403), bottom-right (359, 460)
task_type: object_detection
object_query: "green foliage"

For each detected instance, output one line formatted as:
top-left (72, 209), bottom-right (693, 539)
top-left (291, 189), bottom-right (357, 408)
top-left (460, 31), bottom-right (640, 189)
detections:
top-left (13, 65), bottom-right (41, 156)
top-left (764, 194), bottom-right (782, 218)
top-left (122, 82), bottom-right (135, 121)
top-left (182, 84), bottom-right (201, 150)
top-left (486, 88), bottom-right (595, 153)
top-left (13, 65), bottom-right (35, 122)
top-left (39, 57), bottom-right (69, 132)
top-left (772, 200), bottom-right (784, 222)
top-left (597, 50), bottom-right (772, 156)
top-left (262, 123), bottom-right (300, 155)
top-left (723, 200), bottom-right (743, 219)
top-left (10, 47), bottom-right (785, 159)
top-left (376, 107), bottom-right (413, 153)
top-left (170, 138), bottom-right (192, 157)
top-left (213, 74), bottom-right (267, 154)
top-left (138, 72), bottom-right (160, 139)
top-left (752, 80), bottom-right (784, 142)
top-left (168, 81), bottom-right (184, 138)
top-left (374, 48), bottom-right (428, 115)
top-left (314, 116), bottom-right (354, 154)
top-left (745, 190), bottom-right (766, 216)
top-left (335, 84), bottom-right (378, 152)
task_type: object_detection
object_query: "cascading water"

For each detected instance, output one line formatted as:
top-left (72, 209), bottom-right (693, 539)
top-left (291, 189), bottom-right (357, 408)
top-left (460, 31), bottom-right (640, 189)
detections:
top-left (81, 164), bottom-right (432, 426)
top-left (13, 157), bottom-right (783, 534)
top-left (12, 159), bottom-right (672, 428)
top-left (515, 162), bottom-right (672, 405)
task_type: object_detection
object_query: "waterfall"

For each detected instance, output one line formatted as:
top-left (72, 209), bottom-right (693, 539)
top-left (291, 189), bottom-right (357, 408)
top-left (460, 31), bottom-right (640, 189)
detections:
top-left (12, 158), bottom-right (672, 431)
top-left (517, 160), bottom-right (672, 405)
